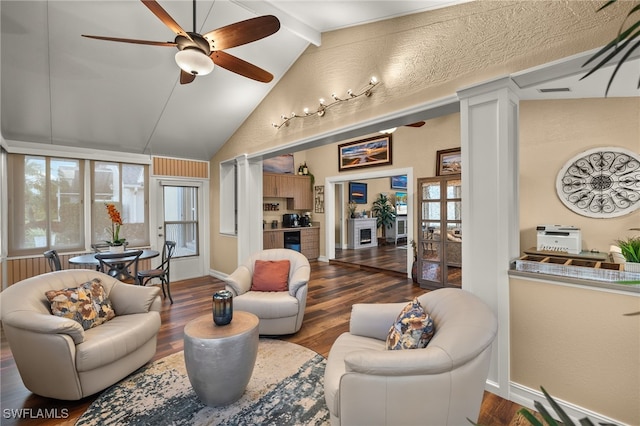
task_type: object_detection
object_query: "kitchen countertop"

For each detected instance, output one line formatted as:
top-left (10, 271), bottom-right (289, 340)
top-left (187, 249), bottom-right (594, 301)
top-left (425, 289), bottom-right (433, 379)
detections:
top-left (263, 223), bottom-right (320, 232)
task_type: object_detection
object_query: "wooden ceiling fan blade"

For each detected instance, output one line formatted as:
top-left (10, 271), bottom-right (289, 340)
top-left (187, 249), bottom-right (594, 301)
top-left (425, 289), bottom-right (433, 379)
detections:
top-left (211, 51), bottom-right (273, 83)
top-left (203, 15), bottom-right (280, 51)
top-left (82, 35), bottom-right (177, 47)
top-left (406, 121), bottom-right (426, 127)
top-left (141, 0), bottom-right (193, 42)
top-left (180, 70), bottom-right (196, 85)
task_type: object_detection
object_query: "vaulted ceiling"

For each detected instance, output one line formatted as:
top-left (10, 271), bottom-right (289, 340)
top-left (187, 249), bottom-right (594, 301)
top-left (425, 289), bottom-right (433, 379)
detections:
top-left (1, 1), bottom-right (638, 161)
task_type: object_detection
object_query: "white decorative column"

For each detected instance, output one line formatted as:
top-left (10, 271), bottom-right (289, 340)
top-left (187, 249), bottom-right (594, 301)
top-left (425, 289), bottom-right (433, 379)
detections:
top-left (236, 155), bottom-right (264, 264)
top-left (458, 77), bottom-right (520, 399)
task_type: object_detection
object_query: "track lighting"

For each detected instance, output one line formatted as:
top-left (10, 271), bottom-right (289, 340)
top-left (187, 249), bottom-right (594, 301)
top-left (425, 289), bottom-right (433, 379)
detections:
top-left (271, 77), bottom-right (380, 129)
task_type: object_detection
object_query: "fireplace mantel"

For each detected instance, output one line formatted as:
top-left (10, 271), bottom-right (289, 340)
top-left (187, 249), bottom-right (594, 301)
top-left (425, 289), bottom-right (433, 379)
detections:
top-left (347, 218), bottom-right (378, 249)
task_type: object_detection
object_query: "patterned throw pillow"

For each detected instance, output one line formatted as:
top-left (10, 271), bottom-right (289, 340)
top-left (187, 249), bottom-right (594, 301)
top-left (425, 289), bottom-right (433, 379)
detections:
top-left (386, 298), bottom-right (435, 350)
top-left (45, 278), bottom-right (116, 330)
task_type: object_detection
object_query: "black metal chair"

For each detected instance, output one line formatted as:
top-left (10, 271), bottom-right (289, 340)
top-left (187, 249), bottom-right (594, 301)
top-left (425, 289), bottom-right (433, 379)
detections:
top-left (95, 250), bottom-right (143, 285)
top-left (137, 241), bottom-right (176, 304)
top-left (43, 249), bottom-right (62, 272)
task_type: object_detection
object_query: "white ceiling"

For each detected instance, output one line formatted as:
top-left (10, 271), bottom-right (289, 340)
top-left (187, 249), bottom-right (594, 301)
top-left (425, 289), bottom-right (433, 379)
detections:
top-left (1, 1), bottom-right (638, 161)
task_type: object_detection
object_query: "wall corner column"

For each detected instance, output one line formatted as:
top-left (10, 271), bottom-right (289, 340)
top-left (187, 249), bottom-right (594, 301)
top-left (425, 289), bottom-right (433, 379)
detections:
top-left (458, 76), bottom-right (520, 399)
top-left (236, 155), bottom-right (263, 264)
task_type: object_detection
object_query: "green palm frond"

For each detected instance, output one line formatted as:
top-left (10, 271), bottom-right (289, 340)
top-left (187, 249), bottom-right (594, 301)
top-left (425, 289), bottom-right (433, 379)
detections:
top-left (581, 0), bottom-right (640, 96)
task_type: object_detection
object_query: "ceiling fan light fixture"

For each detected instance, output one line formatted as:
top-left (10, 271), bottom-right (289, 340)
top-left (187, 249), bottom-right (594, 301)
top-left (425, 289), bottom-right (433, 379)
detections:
top-left (175, 49), bottom-right (214, 76)
top-left (379, 127), bottom-right (397, 134)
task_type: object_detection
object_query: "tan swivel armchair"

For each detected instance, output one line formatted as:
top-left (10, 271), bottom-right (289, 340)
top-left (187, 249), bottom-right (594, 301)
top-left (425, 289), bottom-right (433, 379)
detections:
top-left (0, 269), bottom-right (162, 400)
top-left (324, 288), bottom-right (498, 426)
top-left (224, 248), bottom-right (310, 335)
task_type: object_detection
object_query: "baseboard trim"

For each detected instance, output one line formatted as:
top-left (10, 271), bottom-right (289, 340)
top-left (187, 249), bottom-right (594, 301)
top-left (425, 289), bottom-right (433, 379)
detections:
top-left (508, 382), bottom-right (625, 426)
top-left (209, 269), bottom-right (227, 280)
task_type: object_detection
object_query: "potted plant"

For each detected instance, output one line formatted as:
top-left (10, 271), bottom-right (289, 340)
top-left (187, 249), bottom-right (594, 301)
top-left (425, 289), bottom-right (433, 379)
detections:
top-left (371, 193), bottom-right (396, 244)
top-left (617, 236), bottom-right (640, 273)
top-left (347, 201), bottom-right (357, 218)
top-left (410, 239), bottom-right (418, 284)
top-left (105, 203), bottom-right (126, 252)
top-left (581, 0), bottom-right (640, 97)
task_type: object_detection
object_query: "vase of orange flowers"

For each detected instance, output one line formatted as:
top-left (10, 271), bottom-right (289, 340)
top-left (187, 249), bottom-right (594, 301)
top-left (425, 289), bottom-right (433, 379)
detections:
top-left (105, 203), bottom-right (126, 252)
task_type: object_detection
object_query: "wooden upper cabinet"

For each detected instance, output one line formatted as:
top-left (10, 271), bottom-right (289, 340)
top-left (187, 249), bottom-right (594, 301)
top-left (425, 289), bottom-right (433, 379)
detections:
top-left (263, 173), bottom-right (312, 210)
top-left (263, 173), bottom-right (279, 197)
top-left (287, 177), bottom-right (313, 210)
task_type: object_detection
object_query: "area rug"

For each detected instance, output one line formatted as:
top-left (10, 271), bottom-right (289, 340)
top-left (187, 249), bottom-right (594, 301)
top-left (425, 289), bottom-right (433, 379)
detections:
top-left (76, 339), bottom-right (329, 426)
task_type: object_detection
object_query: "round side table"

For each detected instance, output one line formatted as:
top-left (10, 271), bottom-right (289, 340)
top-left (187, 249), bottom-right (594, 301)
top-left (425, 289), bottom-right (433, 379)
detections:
top-left (183, 311), bottom-right (259, 407)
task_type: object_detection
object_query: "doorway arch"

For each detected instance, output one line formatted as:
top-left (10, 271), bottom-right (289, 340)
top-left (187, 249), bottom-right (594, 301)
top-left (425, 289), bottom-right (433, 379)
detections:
top-left (324, 166), bottom-right (414, 277)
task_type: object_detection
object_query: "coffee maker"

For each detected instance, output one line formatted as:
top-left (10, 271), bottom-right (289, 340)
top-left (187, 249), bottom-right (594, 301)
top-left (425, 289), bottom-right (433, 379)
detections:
top-left (282, 213), bottom-right (300, 228)
top-left (300, 212), bottom-right (311, 227)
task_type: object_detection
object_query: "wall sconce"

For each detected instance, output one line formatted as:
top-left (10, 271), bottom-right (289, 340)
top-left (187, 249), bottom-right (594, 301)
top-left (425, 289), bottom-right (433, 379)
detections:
top-left (272, 77), bottom-right (380, 129)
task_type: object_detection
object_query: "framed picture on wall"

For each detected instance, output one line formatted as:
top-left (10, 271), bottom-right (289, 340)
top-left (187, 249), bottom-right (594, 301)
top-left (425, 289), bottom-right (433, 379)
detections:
top-left (338, 135), bottom-right (392, 171)
top-left (349, 182), bottom-right (368, 204)
top-left (390, 175), bottom-right (407, 189)
top-left (314, 185), bottom-right (325, 213)
top-left (436, 148), bottom-right (461, 176)
top-left (263, 154), bottom-right (295, 174)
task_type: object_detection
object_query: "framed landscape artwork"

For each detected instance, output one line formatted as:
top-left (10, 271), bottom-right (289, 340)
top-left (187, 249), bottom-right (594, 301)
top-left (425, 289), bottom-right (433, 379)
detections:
top-left (436, 148), bottom-right (461, 176)
top-left (338, 135), bottom-right (392, 171)
top-left (390, 175), bottom-right (407, 189)
top-left (263, 154), bottom-right (295, 174)
top-left (349, 182), bottom-right (368, 204)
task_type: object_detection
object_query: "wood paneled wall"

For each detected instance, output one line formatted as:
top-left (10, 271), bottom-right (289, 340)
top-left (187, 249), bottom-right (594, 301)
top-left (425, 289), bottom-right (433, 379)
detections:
top-left (3, 254), bottom-right (152, 287)
top-left (152, 157), bottom-right (209, 178)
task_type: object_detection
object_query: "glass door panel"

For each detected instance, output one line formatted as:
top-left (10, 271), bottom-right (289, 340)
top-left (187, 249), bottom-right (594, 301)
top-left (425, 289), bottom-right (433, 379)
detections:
top-left (417, 174), bottom-right (462, 289)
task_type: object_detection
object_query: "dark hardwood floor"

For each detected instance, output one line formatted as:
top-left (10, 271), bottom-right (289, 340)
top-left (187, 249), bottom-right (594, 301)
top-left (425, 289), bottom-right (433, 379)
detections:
top-left (0, 258), bottom-right (524, 425)
top-left (333, 242), bottom-right (409, 276)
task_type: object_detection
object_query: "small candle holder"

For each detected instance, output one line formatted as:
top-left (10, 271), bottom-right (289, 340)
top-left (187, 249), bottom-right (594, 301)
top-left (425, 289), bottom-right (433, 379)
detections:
top-left (212, 290), bottom-right (233, 326)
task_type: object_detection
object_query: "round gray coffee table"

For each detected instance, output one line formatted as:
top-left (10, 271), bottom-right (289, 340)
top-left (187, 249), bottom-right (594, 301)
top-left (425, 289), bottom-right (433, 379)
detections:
top-left (183, 311), bottom-right (259, 407)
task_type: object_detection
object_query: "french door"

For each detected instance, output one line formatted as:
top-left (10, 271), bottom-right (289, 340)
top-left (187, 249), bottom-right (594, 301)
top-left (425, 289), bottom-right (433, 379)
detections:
top-left (417, 175), bottom-right (462, 289)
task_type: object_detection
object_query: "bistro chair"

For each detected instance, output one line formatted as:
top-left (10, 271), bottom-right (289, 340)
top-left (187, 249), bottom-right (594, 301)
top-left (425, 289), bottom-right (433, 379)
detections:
top-left (43, 249), bottom-right (62, 272)
top-left (95, 250), bottom-right (143, 285)
top-left (137, 241), bottom-right (176, 304)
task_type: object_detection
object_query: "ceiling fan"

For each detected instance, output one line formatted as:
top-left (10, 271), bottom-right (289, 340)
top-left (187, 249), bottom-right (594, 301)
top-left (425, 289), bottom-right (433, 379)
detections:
top-left (82, 0), bottom-right (280, 84)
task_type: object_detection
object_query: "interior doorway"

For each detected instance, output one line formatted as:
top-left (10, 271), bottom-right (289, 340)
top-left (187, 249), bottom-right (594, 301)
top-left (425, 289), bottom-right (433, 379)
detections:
top-left (324, 167), bottom-right (413, 277)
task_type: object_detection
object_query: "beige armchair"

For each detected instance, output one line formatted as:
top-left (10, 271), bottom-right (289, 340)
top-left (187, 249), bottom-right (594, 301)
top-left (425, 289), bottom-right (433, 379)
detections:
top-left (324, 288), bottom-right (498, 426)
top-left (0, 269), bottom-right (162, 400)
top-left (224, 249), bottom-right (310, 335)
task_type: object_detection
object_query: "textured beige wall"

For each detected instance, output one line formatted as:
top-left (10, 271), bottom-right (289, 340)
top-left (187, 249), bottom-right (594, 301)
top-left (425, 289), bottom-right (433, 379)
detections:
top-left (510, 278), bottom-right (640, 425)
top-left (209, 0), bottom-right (630, 272)
top-left (294, 114), bottom-right (460, 256)
top-left (520, 98), bottom-right (640, 253)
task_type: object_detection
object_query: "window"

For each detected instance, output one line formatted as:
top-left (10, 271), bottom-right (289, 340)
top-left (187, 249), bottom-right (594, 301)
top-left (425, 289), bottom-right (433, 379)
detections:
top-left (8, 154), bottom-right (84, 255)
top-left (163, 186), bottom-right (198, 257)
top-left (220, 160), bottom-right (238, 235)
top-left (91, 161), bottom-right (149, 247)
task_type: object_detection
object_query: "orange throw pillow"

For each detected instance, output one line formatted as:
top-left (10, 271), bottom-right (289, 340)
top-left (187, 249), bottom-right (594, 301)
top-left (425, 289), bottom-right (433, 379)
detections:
top-left (251, 260), bottom-right (290, 291)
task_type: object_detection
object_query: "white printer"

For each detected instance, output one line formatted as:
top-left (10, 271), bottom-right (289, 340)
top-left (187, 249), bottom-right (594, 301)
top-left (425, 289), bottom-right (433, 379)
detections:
top-left (536, 225), bottom-right (582, 254)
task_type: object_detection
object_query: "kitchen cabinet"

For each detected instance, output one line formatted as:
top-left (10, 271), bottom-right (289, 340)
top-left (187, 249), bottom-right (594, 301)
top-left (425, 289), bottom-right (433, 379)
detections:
top-left (300, 227), bottom-right (320, 260)
top-left (263, 173), bottom-right (312, 210)
top-left (263, 226), bottom-right (320, 260)
top-left (263, 230), bottom-right (284, 249)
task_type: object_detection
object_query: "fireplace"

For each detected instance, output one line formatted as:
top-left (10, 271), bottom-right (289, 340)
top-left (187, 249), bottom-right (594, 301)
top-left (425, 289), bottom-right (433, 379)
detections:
top-left (359, 228), bottom-right (372, 245)
top-left (347, 218), bottom-right (377, 249)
